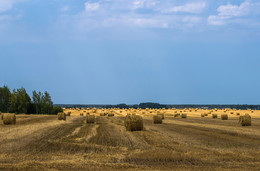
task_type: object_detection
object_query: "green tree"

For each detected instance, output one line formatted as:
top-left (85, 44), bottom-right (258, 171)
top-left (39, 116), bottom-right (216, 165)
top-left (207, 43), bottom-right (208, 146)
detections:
top-left (16, 87), bottom-right (31, 114)
top-left (10, 89), bottom-right (18, 113)
top-left (43, 91), bottom-right (53, 114)
top-left (0, 85), bottom-right (11, 112)
top-left (32, 90), bottom-right (42, 114)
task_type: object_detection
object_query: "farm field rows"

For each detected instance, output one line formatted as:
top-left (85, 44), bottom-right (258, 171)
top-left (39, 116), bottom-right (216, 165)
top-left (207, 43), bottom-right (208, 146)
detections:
top-left (0, 109), bottom-right (260, 170)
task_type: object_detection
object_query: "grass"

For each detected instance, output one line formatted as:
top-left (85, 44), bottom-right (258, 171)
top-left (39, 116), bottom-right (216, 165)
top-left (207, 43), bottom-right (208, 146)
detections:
top-left (0, 110), bottom-right (260, 170)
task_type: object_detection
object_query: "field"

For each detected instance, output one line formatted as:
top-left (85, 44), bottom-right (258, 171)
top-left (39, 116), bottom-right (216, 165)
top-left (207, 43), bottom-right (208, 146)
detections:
top-left (0, 109), bottom-right (260, 170)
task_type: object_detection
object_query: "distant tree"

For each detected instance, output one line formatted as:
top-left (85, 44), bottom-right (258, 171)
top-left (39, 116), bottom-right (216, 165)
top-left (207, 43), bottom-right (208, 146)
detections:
top-left (0, 85), bottom-right (11, 112)
top-left (16, 87), bottom-right (31, 114)
top-left (139, 103), bottom-right (167, 109)
top-left (43, 91), bottom-right (53, 114)
top-left (32, 90), bottom-right (42, 114)
top-left (52, 106), bottom-right (63, 114)
top-left (115, 103), bottom-right (128, 109)
top-left (10, 89), bottom-right (18, 113)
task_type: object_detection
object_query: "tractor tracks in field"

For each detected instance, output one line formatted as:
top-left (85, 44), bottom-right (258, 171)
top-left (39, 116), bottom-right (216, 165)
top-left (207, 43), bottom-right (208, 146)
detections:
top-left (143, 117), bottom-right (260, 153)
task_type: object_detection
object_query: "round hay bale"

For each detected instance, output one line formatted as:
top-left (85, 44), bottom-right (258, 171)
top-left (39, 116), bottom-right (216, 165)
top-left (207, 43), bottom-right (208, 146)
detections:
top-left (80, 113), bottom-right (83, 116)
top-left (181, 114), bottom-right (187, 118)
top-left (174, 113), bottom-right (179, 117)
top-left (201, 114), bottom-right (205, 117)
top-left (66, 112), bottom-right (71, 116)
top-left (108, 113), bottom-right (114, 117)
top-left (86, 115), bottom-right (95, 124)
top-left (221, 114), bottom-right (228, 120)
top-left (58, 112), bottom-right (66, 120)
top-left (230, 112), bottom-right (234, 114)
top-left (236, 112), bottom-right (240, 116)
top-left (124, 114), bottom-right (143, 131)
top-left (153, 115), bottom-right (162, 124)
top-left (212, 114), bottom-right (218, 118)
top-left (157, 113), bottom-right (164, 120)
top-left (251, 110), bottom-right (254, 113)
top-left (239, 114), bottom-right (251, 126)
top-left (3, 113), bottom-right (16, 125)
top-left (100, 112), bottom-right (106, 116)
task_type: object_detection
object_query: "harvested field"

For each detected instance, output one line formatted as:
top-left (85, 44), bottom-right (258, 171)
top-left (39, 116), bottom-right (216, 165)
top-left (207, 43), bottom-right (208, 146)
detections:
top-left (0, 110), bottom-right (260, 170)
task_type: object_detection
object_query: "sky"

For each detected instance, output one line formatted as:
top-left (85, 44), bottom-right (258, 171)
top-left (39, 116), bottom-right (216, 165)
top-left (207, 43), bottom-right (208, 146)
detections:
top-left (0, 0), bottom-right (260, 104)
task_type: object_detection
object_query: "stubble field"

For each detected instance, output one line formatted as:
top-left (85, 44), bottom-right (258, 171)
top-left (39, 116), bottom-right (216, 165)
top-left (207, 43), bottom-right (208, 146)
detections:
top-left (0, 109), bottom-right (260, 170)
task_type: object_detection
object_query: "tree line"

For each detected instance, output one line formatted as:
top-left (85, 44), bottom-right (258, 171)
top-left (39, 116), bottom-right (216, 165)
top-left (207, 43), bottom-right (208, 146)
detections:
top-left (0, 85), bottom-right (62, 114)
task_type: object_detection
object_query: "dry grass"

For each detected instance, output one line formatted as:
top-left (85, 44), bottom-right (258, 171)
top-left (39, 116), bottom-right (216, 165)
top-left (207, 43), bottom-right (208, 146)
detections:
top-left (0, 109), bottom-right (259, 170)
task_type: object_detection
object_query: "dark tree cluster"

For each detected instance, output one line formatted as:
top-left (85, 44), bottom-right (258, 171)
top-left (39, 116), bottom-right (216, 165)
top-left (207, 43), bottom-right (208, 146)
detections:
top-left (0, 85), bottom-right (62, 114)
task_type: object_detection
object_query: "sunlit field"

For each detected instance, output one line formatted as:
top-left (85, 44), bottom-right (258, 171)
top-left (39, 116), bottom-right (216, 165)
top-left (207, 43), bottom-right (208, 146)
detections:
top-left (1, 108), bottom-right (260, 170)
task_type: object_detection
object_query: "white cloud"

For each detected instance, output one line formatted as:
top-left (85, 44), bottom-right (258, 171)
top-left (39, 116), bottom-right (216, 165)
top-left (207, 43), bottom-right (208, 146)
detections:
top-left (208, 0), bottom-right (260, 25)
top-left (0, 0), bottom-right (28, 12)
top-left (85, 2), bottom-right (100, 12)
top-left (217, 1), bottom-right (251, 17)
top-left (132, 0), bottom-right (158, 10)
top-left (208, 15), bottom-right (229, 26)
top-left (60, 5), bottom-right (70, 12)
top-left (163, 2), bottom-right (206, 14)
top-left (0, 0), bottom-right (15, 12)
top-left (58, 1), bottom-right (206, 31)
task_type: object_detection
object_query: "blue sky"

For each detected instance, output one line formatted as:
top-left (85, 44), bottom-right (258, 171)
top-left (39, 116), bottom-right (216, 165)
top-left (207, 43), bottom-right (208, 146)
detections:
top-left (0, 0), bottom-right (260, 104)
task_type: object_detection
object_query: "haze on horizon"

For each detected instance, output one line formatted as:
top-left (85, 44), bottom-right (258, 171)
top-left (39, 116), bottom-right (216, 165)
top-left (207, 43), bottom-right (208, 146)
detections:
top-left (0, 0), bottom-right (260, 104)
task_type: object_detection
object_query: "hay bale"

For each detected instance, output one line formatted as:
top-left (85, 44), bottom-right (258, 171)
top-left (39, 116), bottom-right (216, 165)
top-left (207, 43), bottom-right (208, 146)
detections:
top-left (221, 114), bottom-right (228, 120)
top-left (3, 114), bottom-right (16, 125)
top-left (157, 113), bottom-right (164, 120)
top-left (230, 112), bottom-right (234, 114)
top-left (66, 112), bottom-right (71, 116)
top-left (182, 114), bottom-right (187, 118)
top-left (153, 115), bottom-right (162, 124)
top-left (174, 113), bottom-right (180, 117)
top-left (201, 114), bottom-right (205, 117)
top-left (124, 114), bottom-right (143, 131)
top-left (239, 114), bottom-right (251, 126)
top-left (86, 115), bottom-right (95, 124)
top-left (236, 112), bottom-right (240, 116)
top-left (58, 112), bottom-right (66, 120)
top-left (212, 114), bottom-right (218, 118)
top-left (108, 113), bottom-right (114, 117)
top-left (100, 112), bottom-right (106, 116)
